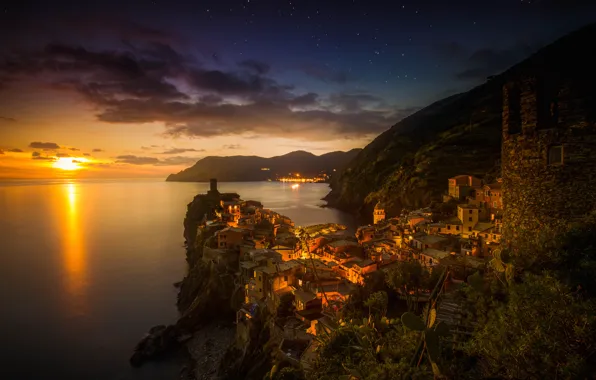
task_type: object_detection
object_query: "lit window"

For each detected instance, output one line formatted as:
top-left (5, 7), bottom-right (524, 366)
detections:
top-left (548, 145), bottom-right (563, 165)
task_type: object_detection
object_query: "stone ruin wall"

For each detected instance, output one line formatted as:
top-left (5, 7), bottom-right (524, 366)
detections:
top-left (501, 74), bottom-right (596, 254)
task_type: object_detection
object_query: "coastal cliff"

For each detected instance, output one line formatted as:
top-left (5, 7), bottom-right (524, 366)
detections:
top-left (131, 190), bottom-right (240, 371)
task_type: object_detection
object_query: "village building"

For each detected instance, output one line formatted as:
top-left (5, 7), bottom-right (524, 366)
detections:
top-left (356, 225), bottom-right (376, 244)
top-left (373, 202), bottom-right (386, 224)
top-left (445, 175), bottom-right (482, 201)
top-left (272, 243), bottom-right (301, 261)
top-left (419, 248), bottom-right (451, 267)
top-left (482, 182), bottom-right (504, 216)
top-left (344, 259), bottom-right (378, 284)
top-left (411, 234), bottom-right (449, 251)
top-left (216, 227), bottom-right (251, 250)
top-left (247, 259), bottom-right (303, 304)
top-left (321, 240), bottom-right (362, 264)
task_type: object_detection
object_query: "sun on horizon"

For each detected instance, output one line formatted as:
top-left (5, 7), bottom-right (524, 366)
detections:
top-left (53, 157), bottom-right (88, 171)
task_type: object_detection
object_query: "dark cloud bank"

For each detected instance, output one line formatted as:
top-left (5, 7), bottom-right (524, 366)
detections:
top-left (0, 38), bottom-right (415, 141)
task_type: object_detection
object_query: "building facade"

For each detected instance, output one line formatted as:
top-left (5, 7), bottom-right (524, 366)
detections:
top-left (373, 202), bottom-right (386, 224)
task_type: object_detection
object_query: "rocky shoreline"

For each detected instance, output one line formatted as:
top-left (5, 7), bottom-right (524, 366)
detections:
top-left (187, 324), bottom-right (235, 380)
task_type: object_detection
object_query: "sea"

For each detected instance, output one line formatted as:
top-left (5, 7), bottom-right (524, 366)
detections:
top-left (0, 179), bottom-right (355, 380)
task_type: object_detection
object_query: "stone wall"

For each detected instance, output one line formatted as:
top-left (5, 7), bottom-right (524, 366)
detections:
top-left (502, 73), bottom-right (596, 258)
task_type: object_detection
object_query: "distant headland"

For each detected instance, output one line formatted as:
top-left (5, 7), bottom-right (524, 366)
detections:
top-left (165, 149), bottom-right (361, 182)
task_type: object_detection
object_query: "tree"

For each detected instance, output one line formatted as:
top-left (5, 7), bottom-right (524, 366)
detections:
top-left (385, 261), bottom-right (434, 312)
top-left (363, 291), bottom-right (388, 319)
top-left (465, 273), bottom-right (596, 379)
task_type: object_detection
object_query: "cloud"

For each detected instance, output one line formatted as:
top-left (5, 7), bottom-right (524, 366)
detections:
top-left (159, 148), bottom-right (204, 154)
top-left (328, 92), bottom-right (386, 111)
top-left (56, 153), bottom-right (70, 157)
top-left (68, 147), bottom-right (80, 151)
top-left (31, 152), bottom-right (55, 160)
top-left (29, 142), bottom-right (60, 150)
top-left (289, 93), bottom-right (319, 107)
top-left (0, 116), bottom-right (16, 122)
top-left (115, 154), bottom-right (197, 166)
top-left (8, 148), bottom-right (23, 152)
top-left (0, 149), bottom-right (4, 154)
top-left (238, 59), bottom-right (270, 75)
top-left (300, 63), bottom-right (350, 84)
top-left (92, 148), bottom-right (104, 152)
top-left (223, 144), bottom-right (242, 150)
top-left (455, 43), bottom-right (536, 81)
top-left (115, 155), bottom-right (159, 165)
top-left (83, 153), bottom-right (91, 156)
top-left (156, 156), bottom-right (198, 166)
top-left (1, 43), bottom-right (406, 141)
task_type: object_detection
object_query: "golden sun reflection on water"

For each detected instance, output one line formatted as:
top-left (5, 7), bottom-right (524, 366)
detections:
top-left (63, 183), bottom-right (88, 315)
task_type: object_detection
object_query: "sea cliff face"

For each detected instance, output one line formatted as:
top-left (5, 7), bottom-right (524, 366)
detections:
top-left (177, 190), bottom-right (247, 323)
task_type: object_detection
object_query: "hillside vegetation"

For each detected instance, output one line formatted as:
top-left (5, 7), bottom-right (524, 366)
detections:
top-left (325, 23), bottom-right (596, 220)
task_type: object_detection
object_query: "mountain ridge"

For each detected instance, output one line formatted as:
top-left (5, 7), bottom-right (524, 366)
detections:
top-left (325, 22), bottom-right (596, 220)
top-left (166, 149), bottom-right (361, 182)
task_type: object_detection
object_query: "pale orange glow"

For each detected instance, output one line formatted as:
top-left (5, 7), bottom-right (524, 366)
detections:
top-left (53, 157), bottom-right (87, 171)
top-left (63, 183), bottom-right (88, 315)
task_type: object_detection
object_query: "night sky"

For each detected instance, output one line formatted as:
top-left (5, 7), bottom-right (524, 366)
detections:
top-left (0, 0), bottom-right (594, 178)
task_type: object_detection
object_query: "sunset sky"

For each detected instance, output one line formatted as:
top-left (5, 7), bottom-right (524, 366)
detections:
top-left (0, 0), bottom-right (594, 178)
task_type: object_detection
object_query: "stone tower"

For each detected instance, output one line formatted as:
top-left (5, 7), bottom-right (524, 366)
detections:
top-left (373, 202), bottom-right (386, 224)
top-left (207, 178), bottom-right (220, 197)
top-left (501, 72), bottom-right (596, 255)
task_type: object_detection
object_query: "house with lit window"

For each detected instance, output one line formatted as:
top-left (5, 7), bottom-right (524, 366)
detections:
top-left (250, 260), bottom-right (303, 303)
top-left (345, 259), bottom-right (378, 284)
top-left (440, 216), bottom-right (463, 236)
top-left (457, 204), bottom-right (488, 237)
top-left (215, 227), bottom-right (250, 250)
top-left (482, 182), bottom-right (504, 215)
top-left (321, 240), bottom-right (362, 264)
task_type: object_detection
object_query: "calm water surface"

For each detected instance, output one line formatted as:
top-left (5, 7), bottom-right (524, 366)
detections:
top-left (0, 179), bottom-right (353, 380)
